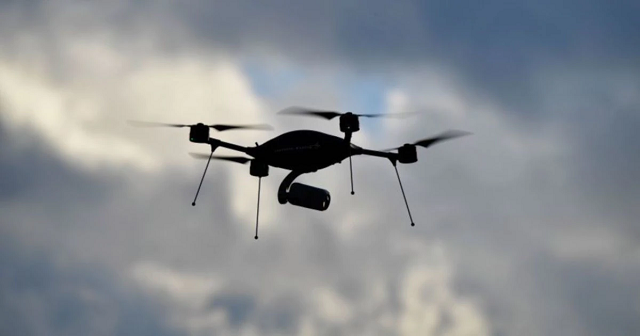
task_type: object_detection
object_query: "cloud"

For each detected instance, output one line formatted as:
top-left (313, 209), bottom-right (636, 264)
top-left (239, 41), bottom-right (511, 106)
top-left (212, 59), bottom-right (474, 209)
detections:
top-left (0, 121), bottom-right (494, 335)
top-left (1, 1), bottom-right (639, 336)
top-left (0, 24), bottom-right (270, 172)
top-left (0, 237), bottom-right (183, 336)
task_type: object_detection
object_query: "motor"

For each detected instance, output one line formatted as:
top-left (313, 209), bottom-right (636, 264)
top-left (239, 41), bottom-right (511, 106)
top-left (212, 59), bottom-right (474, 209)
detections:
top-left (339, 113), bottom-right (360, 133)
top-left (189, 123), bottom-right (210, 143)
top-left (287, 183), bottom-right (331, 211)
top-left (398, 144), bottom-right (417, 164)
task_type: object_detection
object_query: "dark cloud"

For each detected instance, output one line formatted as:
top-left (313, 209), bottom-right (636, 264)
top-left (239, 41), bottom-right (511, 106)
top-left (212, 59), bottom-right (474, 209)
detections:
top-left (0, 126), bottom-right (109, 204)
top-left (207, 293), bottom-right (256, 327)
top-left (4, 0), bottom-right (637, 120)
top-left (564, 104), bottom-right (640, 238)
top-left (138, 0), bottom-right (640, 117)
top-left (559, 258), bottom-right (640, 336)
top-left (0, 122), bottom-right (482, 334)
top-left (0, 238), bottom-right (183, 336)
top-left (0, 123), bottom-right (174, 335)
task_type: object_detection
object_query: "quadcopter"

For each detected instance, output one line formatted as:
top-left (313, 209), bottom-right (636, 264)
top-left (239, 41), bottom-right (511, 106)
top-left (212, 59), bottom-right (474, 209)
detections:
top-left (130, 107), bottom-right (470, 239)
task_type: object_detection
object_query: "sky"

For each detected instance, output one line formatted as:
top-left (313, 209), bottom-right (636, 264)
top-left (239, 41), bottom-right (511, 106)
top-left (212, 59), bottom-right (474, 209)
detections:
top-left (0, 0), bottom-right (639, 335)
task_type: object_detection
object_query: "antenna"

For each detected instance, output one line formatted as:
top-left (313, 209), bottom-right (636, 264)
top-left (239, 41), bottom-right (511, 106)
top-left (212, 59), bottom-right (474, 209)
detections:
top-left (254, 176), bottom-right (262, 240)
top-left (392, 160), bottom-right (415, 226)
top-left (192, 149), bottom-right (214, 206)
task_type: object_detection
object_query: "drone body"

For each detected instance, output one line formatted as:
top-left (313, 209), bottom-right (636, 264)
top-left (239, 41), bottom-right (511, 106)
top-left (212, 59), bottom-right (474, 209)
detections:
top-left (252, 130), bottom-right (352, 172)
top-left (130, 107), bottom-right (470, 239)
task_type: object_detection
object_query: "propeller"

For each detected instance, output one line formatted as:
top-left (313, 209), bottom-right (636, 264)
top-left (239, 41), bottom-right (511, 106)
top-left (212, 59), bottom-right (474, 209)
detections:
top-left (189, 153), bottom-right (252, 164)
top-left (278, 106), bottom-right (414, 120)
top-left (385, 130), bottom-right (472, 151)
top-left (128, 120), bottom-right (273, 132)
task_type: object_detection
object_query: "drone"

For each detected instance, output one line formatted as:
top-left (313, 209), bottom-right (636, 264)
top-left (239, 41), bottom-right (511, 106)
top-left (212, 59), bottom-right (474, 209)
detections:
top-left (129, 107), bottom-right (470, 239)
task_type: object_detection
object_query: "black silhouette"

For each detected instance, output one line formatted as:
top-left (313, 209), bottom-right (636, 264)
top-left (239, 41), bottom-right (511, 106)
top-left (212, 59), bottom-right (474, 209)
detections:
top-left (129, 107), bottom-right (470, 239)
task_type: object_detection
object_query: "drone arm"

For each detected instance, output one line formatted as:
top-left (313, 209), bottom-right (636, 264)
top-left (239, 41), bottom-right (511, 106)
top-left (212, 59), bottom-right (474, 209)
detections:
top-left (356, 148), bottom-right (399, 161)
top-left (208, 138), bottom-right (251, 155)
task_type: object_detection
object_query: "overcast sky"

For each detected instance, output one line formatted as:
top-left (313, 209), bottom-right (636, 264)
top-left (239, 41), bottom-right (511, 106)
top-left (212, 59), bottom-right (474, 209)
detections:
top-left (1, 0), bottom-right (639, 335)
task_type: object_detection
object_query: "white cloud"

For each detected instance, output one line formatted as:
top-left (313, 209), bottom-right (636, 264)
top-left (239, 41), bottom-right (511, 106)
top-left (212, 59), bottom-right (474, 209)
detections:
top-left (312, 287), bottom-right (353, 323)
top-left (0, 16), bottom-right (270, 173)
top-left (131, 262), bottom-right (221, 306)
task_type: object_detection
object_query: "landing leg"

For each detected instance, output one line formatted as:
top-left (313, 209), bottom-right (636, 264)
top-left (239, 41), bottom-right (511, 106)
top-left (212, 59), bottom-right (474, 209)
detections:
top-left (345, 131), bottom-right (355, 195)
top-left (349, 151), bottom-right (355, 195)
top-left (192, 150), bottom-right (214, 206)
top-left (254, 177), bottom-right (262, 240)
top-left (392, 160), bottom-right (415, 226)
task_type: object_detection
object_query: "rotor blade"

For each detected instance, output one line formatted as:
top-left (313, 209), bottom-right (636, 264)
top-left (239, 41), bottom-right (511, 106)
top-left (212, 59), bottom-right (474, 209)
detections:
top-left (382, 130), bottom-right (472, 152)
top-left (278, 106), bottom-right (342, 120)
top-left (128, 120), bottom-right (189, 128)
top-left (413, 130), bottom-right (472, 148)
top-left (355, 112), bottom-right (417, 119)
top-left (188, 153), bottom-right (252, 164)
top-left (209, 124), bottom-right (273, 132)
